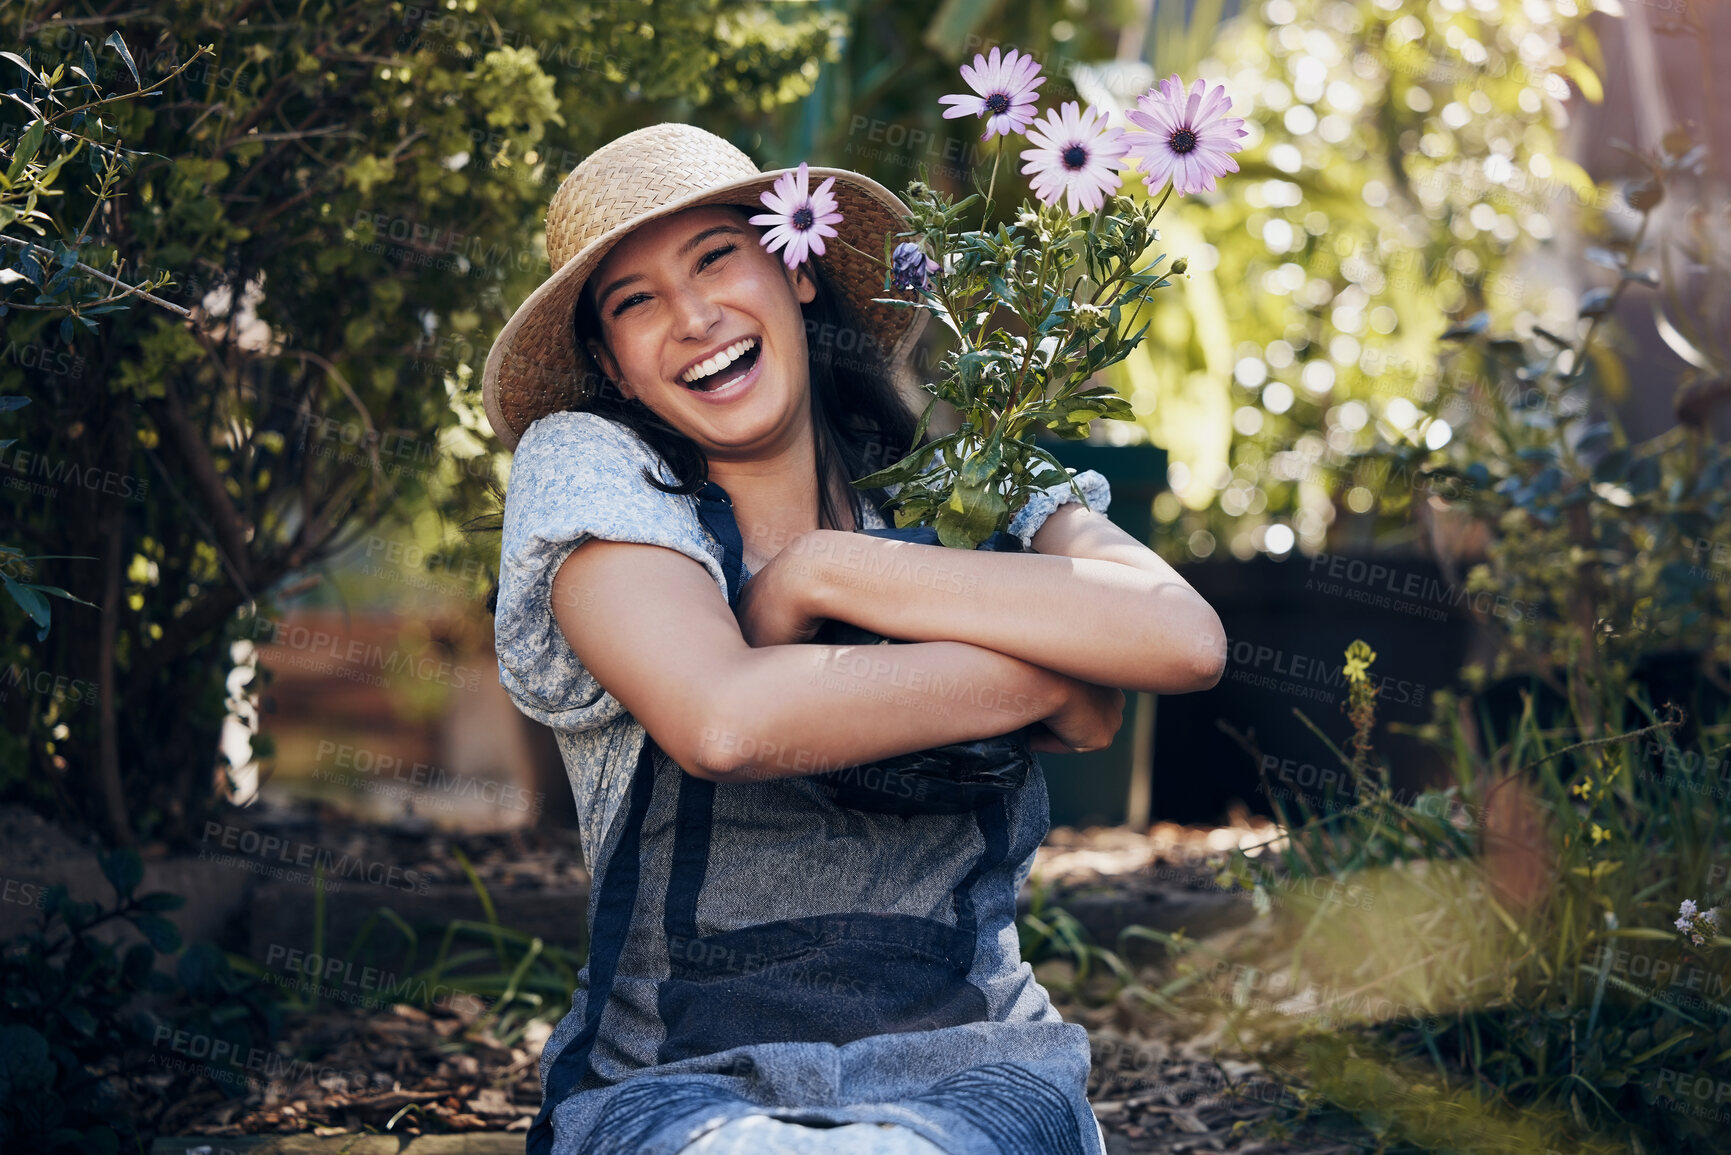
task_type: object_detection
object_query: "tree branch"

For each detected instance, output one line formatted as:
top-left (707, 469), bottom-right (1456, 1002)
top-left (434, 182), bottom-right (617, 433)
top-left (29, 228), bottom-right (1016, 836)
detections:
top-left (144, 377), bottom-right (254, 588)
top-left (0, 234), bottom-right (194, 319)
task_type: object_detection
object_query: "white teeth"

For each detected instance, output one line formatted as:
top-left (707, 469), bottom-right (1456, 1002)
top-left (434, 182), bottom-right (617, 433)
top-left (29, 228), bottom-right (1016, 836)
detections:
top-left (681, 338), bottom-right (757, 384)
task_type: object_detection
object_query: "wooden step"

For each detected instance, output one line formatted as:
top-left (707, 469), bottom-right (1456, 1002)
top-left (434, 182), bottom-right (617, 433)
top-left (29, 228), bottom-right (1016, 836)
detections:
top-left (152, 1134), bottom-right (525, 1154)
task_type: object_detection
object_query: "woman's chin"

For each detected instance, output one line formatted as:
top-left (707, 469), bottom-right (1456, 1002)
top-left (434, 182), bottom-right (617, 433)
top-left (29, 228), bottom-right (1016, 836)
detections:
top-left (688, 395), bottom-right (806, 452)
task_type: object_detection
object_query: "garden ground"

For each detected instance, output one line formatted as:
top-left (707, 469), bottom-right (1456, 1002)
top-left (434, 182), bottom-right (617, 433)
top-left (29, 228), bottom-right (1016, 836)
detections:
top-left (129, 814), bottom-right (1381, 1154)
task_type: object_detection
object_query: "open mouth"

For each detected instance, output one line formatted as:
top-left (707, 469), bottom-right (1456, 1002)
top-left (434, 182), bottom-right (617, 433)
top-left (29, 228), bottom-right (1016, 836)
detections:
top-left (680, 337), bottom-right (761, 393)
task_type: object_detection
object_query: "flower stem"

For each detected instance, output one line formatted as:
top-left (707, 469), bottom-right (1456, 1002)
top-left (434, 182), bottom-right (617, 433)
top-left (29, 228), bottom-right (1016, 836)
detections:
top-left (1149, 181), bottom-right (1175, 219)
top-left (831, 236), bottom-right (889, 271)
top-left (984, 140), bottom-right (1003, 217)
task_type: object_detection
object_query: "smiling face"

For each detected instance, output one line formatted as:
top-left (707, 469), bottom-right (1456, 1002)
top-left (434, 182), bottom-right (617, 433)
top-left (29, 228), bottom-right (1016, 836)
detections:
top-left (583, 204), bottom-right (818, 459)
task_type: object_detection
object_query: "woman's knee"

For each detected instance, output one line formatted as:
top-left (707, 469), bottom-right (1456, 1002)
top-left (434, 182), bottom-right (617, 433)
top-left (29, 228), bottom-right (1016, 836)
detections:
top-left (679, 1114), bottom-right (947, 1154)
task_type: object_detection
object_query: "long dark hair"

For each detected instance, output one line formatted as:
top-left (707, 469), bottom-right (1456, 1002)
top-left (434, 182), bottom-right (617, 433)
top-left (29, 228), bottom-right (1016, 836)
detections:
top-left (571, 215), bottom-right (920, 532)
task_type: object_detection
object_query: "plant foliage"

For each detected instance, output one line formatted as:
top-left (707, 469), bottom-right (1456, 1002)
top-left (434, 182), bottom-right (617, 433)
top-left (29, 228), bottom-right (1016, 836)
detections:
top-left (861, 180), bottom-right (1179, 547)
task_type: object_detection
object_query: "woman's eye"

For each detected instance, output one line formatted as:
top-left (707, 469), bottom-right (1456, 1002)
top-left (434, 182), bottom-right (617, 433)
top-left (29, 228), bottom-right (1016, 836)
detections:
top-left (609, 245), bottom-right (734, 317)
top-left (698, 244), bottom-right (737, 270)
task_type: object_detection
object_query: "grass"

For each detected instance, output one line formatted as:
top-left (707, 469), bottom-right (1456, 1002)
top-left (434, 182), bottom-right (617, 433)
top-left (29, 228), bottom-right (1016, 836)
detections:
top-left (1019, 643), bottom-right (1731, 1153)
top-left (226, 846), bottom-right (584, 1052)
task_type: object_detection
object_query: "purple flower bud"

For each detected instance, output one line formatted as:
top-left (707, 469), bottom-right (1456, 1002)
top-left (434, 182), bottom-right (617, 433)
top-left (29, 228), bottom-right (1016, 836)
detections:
top-left (891, 242), bottom-right (940, 292)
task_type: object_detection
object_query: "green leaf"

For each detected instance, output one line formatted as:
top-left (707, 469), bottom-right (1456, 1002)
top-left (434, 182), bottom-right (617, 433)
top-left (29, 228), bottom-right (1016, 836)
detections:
top-left (177, 939), bottom-right (226, 999)
top-left (5, 119), bottom-right (44, 182)
top-left (101, 847), bottom-right (143, 898)
top-left (103, 32), bottom-right (141, 89)
top-left (935, 477), bottom-right (1008, 548)
top-left (80, 42), bottom-right (102, 92)
top-left (1592, 448), bottom-right (1630, 483)
top-left (3, 574), bottom-right (51, 637)
top-left (132, 913), bottom-right (182, 954)
top-left (957, 439), bottom-right (1003, 490)
top-left (61, 1004), bottom-right (97, 1038)
top-left (1625, 455), bottom-right (1661, 494)
top-left (18, 249), bottom-right (45, 288)
top-left (0, 88), bottom-right (46, 122)
top-left (908, 400), bottom-right (935, 450)
top-left (853, 449), bottom-right (934, 491)
top-left (1575, 423), bottom-right (1614, 456)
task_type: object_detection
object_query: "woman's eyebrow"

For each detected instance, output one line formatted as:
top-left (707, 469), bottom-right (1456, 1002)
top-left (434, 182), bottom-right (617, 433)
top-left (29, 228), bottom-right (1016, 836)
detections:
top-left (676, 224), bottom-right (746, 256)
top-left (594, 225), bottom-right (747, 312)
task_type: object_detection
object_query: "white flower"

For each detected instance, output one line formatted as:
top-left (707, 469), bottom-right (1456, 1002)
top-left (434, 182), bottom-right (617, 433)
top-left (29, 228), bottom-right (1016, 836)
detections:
top-left (1122, 73), bottom-right (1249, 196)
top-left (748, 162), bottom-right (844, 269)
top-left (1018, 102), bottom-right (1128, 214)
top-left (1676, 899), bottom-right (1720, 947)
top-left (938, 47), bottom-right (1046, 141)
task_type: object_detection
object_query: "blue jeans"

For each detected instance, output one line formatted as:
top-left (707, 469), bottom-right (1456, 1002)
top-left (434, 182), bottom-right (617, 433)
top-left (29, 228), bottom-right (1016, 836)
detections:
top-left (678, 1115), bottom-right (947, 1153)
top-left (677, 1110), bottom-right (1110, 1153)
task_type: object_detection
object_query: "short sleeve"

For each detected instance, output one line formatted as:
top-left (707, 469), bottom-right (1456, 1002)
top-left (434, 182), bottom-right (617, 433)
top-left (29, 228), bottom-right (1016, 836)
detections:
top-left (1006, 467), bottom-right (1112, 551)
top-left (494, 411), bottom-right (728, 731)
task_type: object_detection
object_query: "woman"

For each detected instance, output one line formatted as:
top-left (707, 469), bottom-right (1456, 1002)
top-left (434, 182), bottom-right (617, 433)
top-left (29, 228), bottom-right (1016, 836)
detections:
top-left (484, 123), bottom-right (1227, 1155)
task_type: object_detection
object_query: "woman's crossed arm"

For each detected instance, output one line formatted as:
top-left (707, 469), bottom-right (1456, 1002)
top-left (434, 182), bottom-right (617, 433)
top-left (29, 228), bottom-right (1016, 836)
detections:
top-left (737, 501), bottom-right (1228, 696)
top-left (550, 538), bottom-right (1126, 783)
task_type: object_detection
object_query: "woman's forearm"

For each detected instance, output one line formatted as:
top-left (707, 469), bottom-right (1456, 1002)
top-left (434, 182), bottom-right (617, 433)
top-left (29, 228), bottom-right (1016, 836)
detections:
top-left (779, 527), bottom-right (1225, 694)
top-left (698, 639), bottom-right (1065, 781)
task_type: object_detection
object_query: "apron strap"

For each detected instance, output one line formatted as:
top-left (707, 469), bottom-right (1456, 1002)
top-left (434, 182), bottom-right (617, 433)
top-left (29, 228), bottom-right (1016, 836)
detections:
top-left (525, 735), bottom-right (661, 1155)
top-left (695, 480), bottom-right (747, 608)
top-left (663, 766), bottom-right (717, 945)
top-left (951, 793), bottom-right (1011, 938)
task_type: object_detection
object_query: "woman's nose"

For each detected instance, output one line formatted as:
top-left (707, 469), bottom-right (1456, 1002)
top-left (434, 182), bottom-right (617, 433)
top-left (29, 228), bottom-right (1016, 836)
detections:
top-left (669, 285), bottom-right (723, 340)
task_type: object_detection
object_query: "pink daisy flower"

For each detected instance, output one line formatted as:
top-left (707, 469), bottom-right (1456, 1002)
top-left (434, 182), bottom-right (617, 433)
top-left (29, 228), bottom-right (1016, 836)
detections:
top-left (1122, 74), bottom-right (1248, 196)
top-left (1018, 102), bottom-right (1129, 214)
top-left (938, 47), bottom-right (1045, 141)
top-left (749, 161), bottom-right (844, 269)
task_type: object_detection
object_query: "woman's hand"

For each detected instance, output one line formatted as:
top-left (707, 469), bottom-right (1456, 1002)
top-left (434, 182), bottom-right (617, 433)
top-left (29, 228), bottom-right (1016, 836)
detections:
top-left (1028, 674), bottom-right (1127, 755)
top-left (734, 545), bottom-right (826, 648)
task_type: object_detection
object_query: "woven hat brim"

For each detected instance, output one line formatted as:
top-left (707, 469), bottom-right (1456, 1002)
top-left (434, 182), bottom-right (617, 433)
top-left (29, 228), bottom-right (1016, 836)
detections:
top-left (482, 167), bottom-right (928, 450)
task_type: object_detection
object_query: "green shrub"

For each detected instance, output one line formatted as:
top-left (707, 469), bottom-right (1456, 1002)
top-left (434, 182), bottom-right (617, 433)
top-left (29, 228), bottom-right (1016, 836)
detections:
top-left (1168, 643), bottom-right (1731, 1154)
top-left (1, 0), bottom-right (842, 847)
top-left (0, 849), bottom-right (277, 1153)
top-left (1351, 125), bottom-right (1729, 732)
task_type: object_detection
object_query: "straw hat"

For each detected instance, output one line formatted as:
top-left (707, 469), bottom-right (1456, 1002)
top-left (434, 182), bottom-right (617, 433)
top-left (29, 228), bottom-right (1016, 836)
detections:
top-left (481, 122), bottom-right (929, 450)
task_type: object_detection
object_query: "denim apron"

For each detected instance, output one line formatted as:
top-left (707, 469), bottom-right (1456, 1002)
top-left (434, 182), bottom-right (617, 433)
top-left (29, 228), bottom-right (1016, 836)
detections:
top-left (526, 480), bottom-right (1103, 1155)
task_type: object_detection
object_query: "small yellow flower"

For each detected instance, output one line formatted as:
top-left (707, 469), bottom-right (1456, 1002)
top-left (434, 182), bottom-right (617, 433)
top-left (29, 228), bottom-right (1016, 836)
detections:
top-left (1571, 780), bottom-right (1594, 800)
top-left (1589, 823), bottom-right (1610, 845)
top-left (1344, 640), bottom-right (1377, 685)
